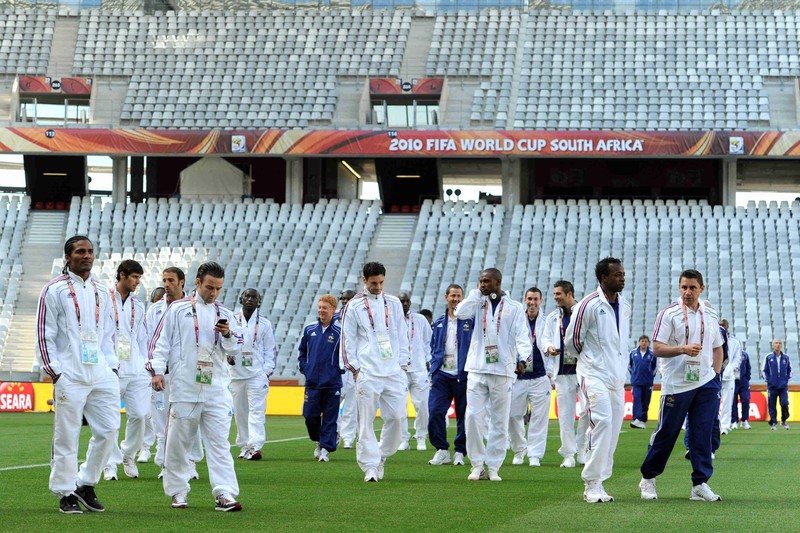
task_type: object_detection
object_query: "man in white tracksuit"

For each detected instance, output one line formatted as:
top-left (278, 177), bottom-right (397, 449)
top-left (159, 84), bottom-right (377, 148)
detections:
top-left (340, 262), bottom-right (410, 482)
top-left (230, 288), bottom-right (277, 461)
top-left (564, 257), bottom-right (631, 503)
top-left (718, 319), bottom-right (742, 435)
top-left (399, 292), bottom-right (432, 451)
top-left (509, 287), bottom-right (552, 467)
top-left (335, 290), bottom-right (357, 448)
top-left (102, 260), bottom-right (150, 480)
top-left (148, 262), bottom-right (244, 511)
top-left (36, 235), bottom-right (119, 514)
top-left (455, 268), bottom-right (532, 482)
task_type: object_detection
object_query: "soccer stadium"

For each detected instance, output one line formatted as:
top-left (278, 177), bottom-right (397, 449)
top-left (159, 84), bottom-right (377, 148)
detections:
top-left (0, 0), bottom-right (799, 529)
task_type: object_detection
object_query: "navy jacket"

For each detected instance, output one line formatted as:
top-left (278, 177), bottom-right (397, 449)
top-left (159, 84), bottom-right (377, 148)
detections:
top-left (430, 312), bottom-right (473, 381)
top-left (519, 315), bottom-right (546, 380)
top-left (298, 320), bottom-right (343, 389)
top-left (763, 352), bottom-right (792, 390)
top-left (628, 348), bottom-right (657, 387)
top-left (738, 350), bottom-right (751, 384)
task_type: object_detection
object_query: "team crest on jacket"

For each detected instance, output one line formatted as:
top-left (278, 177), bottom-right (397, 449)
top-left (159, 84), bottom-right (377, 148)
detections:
top-left (664, 395), bottom-right (675, 407)
top-left (463, 323), bottom-right (470, 331)
top-left (328, 334), bottom-right (335, 343)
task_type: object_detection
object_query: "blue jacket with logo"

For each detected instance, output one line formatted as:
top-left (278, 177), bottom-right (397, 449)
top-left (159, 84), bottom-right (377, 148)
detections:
top-left (628, 348), bottom-right (657, 387)
top-left (430, 312), bottom-right (473, 382)
top-left (763, 352), bottom-right (792, 390)
top-left (738, 350), bottom-right (751, 385)
top-left (298, 320), bottom-right (343, 389)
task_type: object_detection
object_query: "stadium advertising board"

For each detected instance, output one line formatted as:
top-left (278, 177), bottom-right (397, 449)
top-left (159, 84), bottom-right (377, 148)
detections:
top-left (18, 76), bottom-right (93, 95)
top-left (3, 128), bottom-right (800, 157)
top-left (0, 382), bottom-right (35, 412)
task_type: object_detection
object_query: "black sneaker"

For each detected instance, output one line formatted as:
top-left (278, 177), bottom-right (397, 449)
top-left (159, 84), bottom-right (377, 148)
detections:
top-left (684, 449), bottom-right (691, 460)
top-left (59, 495), bottom-right (82, 514)
top-left (74, 485), bottom-right (105, 512)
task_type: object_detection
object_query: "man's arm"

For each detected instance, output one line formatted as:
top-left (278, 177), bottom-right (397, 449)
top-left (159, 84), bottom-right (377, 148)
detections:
top-left (261, 319), bottom-right (277, 377)
top-left (395, 301), bottom-right (410, 369)
top-left (455, 288), bottom-right (482, 320)
top-left (514, 306), bottom-right (533, 365)
top-left (36, 284), bottom-right (62, 380)
top-left (297, 328), bottom-right (309, 375)
top-left (147, 305), bottom-right (173, 390)
top-left (421, 316), bottom-right (433, 365)
top-left (712, 346), bottom-right (723, 374)
top-left (101, 295), bottom-right (119, 372)
top-left (340, 302), bottom-right (360, 374)
top-left (137, 303), bottom-right (149, 370)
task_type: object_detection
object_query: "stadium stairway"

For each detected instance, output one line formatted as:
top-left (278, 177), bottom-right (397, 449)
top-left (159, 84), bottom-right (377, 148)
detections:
top-left (0, 74), bottom-right (14, 122)
top-left (398, 14), bottom-right (434, 81)
top-left (368, 214), bottom-right (417, 296)
top-left (92, 77), bottom-right (131, 126)
top-left (1, 211), bottom-right (67, 375)
top-left (332, 79), bottom-right (363, 128)
top-left (762, 79), bottom-right (800, 130)
top-left (46, 15), bottom-right (78, 80)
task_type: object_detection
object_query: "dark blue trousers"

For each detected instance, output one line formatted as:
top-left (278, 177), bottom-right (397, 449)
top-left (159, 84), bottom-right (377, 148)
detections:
top-left (632, 385), bottom-right (653, 422)
top-left (684, 411), bottom-right (720, 453)
top-left (642, 383), bottom-right (720, 486)
top-left (767, 387), bottom-right (790, 424)
top-left (303, 387), bottom-right (341, 452)
top-left (731, 379), bottom-right (751, 423)
top-left (427, 371), bottom-right (467, 455)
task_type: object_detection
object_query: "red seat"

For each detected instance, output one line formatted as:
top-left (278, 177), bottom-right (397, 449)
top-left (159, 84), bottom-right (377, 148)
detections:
top-left (401, 205), bottom-right (410, 213)
top-left (390, 205), bottom-right (399, 213)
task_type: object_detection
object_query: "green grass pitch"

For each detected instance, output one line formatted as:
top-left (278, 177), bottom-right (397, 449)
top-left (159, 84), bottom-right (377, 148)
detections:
top-left (0, 413), bottom-right (797, 532)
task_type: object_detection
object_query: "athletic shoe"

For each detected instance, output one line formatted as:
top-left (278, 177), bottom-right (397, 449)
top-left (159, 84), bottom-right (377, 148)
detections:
top-left (103, 465), bottom-right (117, 481)
top-left (377, 460), bottom-right (385, 481)
top-left (313, 442), bottom-right (321, 459)
top-left (247, 450), bottom-right (262, 461)
top-left (741, 421), bottom-right (752, 429)
top-left (690, 483), bottom-right (721, 501)
top-left (512, 451), bottom-right (525, 465)
top-left (529, 457), bottom-right (540, 467)
top-left (59, 495), bottom-right (82, 514)
top-left (730, 422), bottom-right (738, 430)
top-left (598, 484), bottom-right (615, 502)
top-left (560, 456), bottom-right (576, 468)
top-left (122, 455), bottom-right (139, 478)
top-left (684, 449), bottom-right (691, 460)
top-left (158, 469), bottom-right (165, 480)
top-left (583, 481), bottom-right (605, 503)
top-left (711, 452), bottom-right (716, 460)
top-left (238, 447), bottom-right (251, 459)
top-left (428, 449), bottom-right (451, 465)
top-left (782, 422), bottom-right (790, 430)
top-left (343, 440), bottom-right (354, 449)
top-left (171, 493), bottom-right (188, 509)
top-left (416, 438), bottom-right (427, 451)
top-left (398, 441), bottom-right (410, 451)
top-left (770, 423), bottom-right (778, 431)
top-left (189, 462), bottom-right (200, 480)
top-left (453, 452), bottom-right (465, 466)
top-left (467, 466), bottom-right (486, 481)
top-left (487, 469), bottom-right (502, 481)
top-left (631, 419), bottom-right (646, 429)
top-left (74, 485), bottom-right (105, 512)
top-left (364, 468), bottom-right (378, 482)
top-left (720, 428), bottom-right (729, 435)
top-left (639, 478), bottom-right (658, 500)
top-left (137, 449), bottom-right (152, 463)
top-left (577, 452), bottom-right (587, 465)
top-left (215, 493), bottom-right (242, 512)
top-left (318, 449), bottom-right (330, 462)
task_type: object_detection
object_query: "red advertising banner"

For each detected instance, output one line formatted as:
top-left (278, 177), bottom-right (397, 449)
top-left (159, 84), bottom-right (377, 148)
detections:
top-left (1, 128), bottom-right (800, 157)
top-left (18, 76), bottom-right (92, 95)
top-left (369, 78), bottom-right (443, 95)
top-left (0, 382), bottom-right (36, 412)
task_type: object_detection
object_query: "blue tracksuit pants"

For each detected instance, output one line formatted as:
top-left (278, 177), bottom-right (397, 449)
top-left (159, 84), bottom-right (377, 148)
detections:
top-left (427, 372), bottom-right (467, 455)
top-left (303, 387), bottom-right (341, 452)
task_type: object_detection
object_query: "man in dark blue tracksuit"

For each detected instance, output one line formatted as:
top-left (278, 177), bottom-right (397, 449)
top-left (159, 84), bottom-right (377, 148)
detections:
top-left (763, 339), bottom-right (792, 430)
top-left (427, 284), bottom-right (474, 466)
top-left (684, 324), bottom-right (727, 457)
top-left (298, 295), bottom-right (343, 462)
top-left (731, 347), bottom-right (752, 429)
top-left (629, 335), bottom-right (657, 429)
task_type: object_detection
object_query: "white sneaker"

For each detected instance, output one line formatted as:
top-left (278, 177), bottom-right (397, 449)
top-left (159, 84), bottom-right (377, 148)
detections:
top-left (512, 451), bottom-right (525, 465)
top-left (560, 456), bottom-right (576, 468)
top-left (453, 452), bottom-right (465, 466)
top-left (639, 478), bottom-right (658, 500)
top-left (122, 455), bottom-right (139, 478)
top-left (343, 440), bottom-right (354, 449)
top-left (584, 481), bottom-right (604, 503)
top-left (416, 438), bottom-right (427, 451)
top-left (577, 452), bottom-right (587, 465)
top-left (730, 422), bottom-right (738, 430)
top-left (720, 428), bottom-right (729, 435)
top-left (313, 442), bottom-right (321, 459)
top-left (630, 419), bottom-right (647, 429)
top-left (529, 457), bottom-right (540, 467)
top-left (741, 421), bottom-right (752, 430)
top-left (467, 466), bottom-right (485, 481)
top-left (599, 484), bottom-right (615, 502)
top-left (137, 449), bottom-right (151, 463)
top-left (238, 447), bottom-right (250, 459)
top-left (782, 421), bottom-right (790, 430)
top-left (377, 460), bottom-right (385, 480)
top-left (487, 469), bottom-right (502, 481)
top-left (103, 465), bottom-right (118, 481)
top-left (428, 449), bottom-right (451, 465)
top-left (189, 462), bottom-right (200, 480)
top-left (171, 492), bottom-right (188, 508)
top-left (711, 452), bottom-right (716, 459)
top-left (690, 483), bottom-right (722, 501)
top-left (318, 449), bottom-right (330, 462)
top-left (364, 468), bottom-right (378, 482)
top-left (398, 441), bottom-right (410, 451)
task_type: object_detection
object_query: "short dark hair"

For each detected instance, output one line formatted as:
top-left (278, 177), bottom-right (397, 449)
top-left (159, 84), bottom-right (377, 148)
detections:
top-left (196, 261), bottom-right (225, 281)
top-left (363, 262), bottom-right (386, 278)
top-left (163, 266), bottom-right (185, 282)
top-left (239, 288), bottom-right (262, 307)
top-left (150, 287), bottom-right (165, 302)
top-left (639, 335), bottom-right (650, 342)
top-left (419, 309), bottom-right (433, 320)
top-left (116, 259), bottom-right (144, 281)
top-left (554, 280), bottom-right (574, 296)
top-left (525, 287), bottom-right (542, 298)
top-left (720, 319), bottom-right (729, 330)
top-left (679, 269), bottom-right (704, 287)
top-left (445, 283), bottom-right (463, 296)
top-left (481, 268), bottom-right (502, 282)
top-left (595, 257), bottom-right (622, 283)
top-left (64, 235), bottom-right (92, 255)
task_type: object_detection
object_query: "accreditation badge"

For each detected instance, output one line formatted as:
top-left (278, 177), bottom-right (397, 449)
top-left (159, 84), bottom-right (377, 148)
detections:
top-left (117, 333), bottom-right (132, 362)
top-left (196, 345), bottom-right (214, 384)
top-left (563, 352), bottom-right (577, 365)
top-left (684, 359), bottom-right (700, 382)
top-left (376, 332), bottom-right (393, 360)
top-left (241, 351), bottom-right (254, 367)
top-left (485, 345), bottom-right (500, 364)
top-left (443, 353), bottom-right (456, 371)
top-left (80, 329), bottom-right (99, 365)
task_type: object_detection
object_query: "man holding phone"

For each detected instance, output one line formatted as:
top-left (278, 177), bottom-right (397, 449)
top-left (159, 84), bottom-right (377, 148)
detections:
top-left (148, 262), bottom-right (244, 511)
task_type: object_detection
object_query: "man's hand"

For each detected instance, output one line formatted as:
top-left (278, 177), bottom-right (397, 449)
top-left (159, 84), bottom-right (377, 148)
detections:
top-left (515, 361), bottom-right (526, 375)
top-left (215, 321), bottom-right (231, 338)
top-left (684, 343), bottom-right (702, 357)
top-left (353, 369), bottom-right (360, 382)
top-left (152, 374), bottom-right (166, 391)
top-left (426, 361), bottom-right (431, 372)
top-left (53, 374), bottom-right (61, 384)
top-left (547, 346), bottom-right (559, 356)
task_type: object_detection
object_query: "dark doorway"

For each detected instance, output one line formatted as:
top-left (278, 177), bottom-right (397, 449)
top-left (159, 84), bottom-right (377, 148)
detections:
top-left (24, 155), bottom-right (87, 209)
top-left (374, 158), bottom-right (439, 212)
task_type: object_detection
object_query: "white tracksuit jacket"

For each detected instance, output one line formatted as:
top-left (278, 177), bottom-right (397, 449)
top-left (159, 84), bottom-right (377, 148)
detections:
top-left (229, 310), bottom-right (277, 379)
top-left (111, 290), bottom-right (149, 378)
top-left (405, 311), bottom-right (432, 373)
top-left (541, 305), bottom-right (576, 376)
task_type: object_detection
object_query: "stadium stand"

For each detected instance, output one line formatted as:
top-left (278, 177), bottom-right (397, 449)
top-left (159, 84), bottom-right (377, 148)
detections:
top-left (0, 195), bottom-right (30, 367)
top-left (0, 10), bottom-right (54, 75)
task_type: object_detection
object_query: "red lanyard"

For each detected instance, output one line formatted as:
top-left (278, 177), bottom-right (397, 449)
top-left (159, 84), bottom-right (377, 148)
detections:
top-left (363, 293), bottom-right (389, 331)
top-left (66, 278), bottom-right (100, 329)
top-left (482, 298), bottom-right (505, 337)
top-left (682, 302), bottom-right (705, 346)
top-left (407, 314), bottom-right (415, 341)
top-left (237, 311), bottom-right (259, 345)
top-left (110, 290), bottom-right (135, 333)
top-left (191, 295), bottom-right (220, 349)
top-left (529, 314), bottom-right (537, 346)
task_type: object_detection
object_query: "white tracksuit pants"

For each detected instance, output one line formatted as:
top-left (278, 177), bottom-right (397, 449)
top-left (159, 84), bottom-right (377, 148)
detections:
top-left (106, 374), bottom-right (151, 466)
top-left (719, 379), bottom-right (736, 432)
top-left (402, 370), bottom-right (430, 442)
top-left (355, 371), bottom-right (407, 473)
top-left (466, 373), bottom-right (514, 472)
top-left (153, 378), bottom-right (203, 467)
top-left (555, 374), bottom-right (588, 460)
top-left (338, 372), bottom-right (357, 442)
top-left (230, 374), bottom-right (269, 451)
top-left (164, 397), bottom-right (238, 498)
top-left (579, 376), bottom-right (624, 484)
top-left (50, 371), bottom-right (120, 497)
top-left (509, 375), bottom-right (551, 460)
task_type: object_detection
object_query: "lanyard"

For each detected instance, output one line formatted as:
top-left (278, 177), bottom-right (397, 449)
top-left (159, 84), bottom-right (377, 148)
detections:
top-left (66, 277), bottom-right (100, 329)
top-left (191, 295), bottom-right (220, 349)
top-left (528, 314), bottom-right (538, 346)
top-left (482, 298), bottom-right (505, 338)
top-left (407, 314), bottom-right (415, 341)
top-left (559, 308), bottom-right (568, 341)
top-left (110, 290), bottom-right (135, 333)
top-left (682, 302), bottom-right (705, 346)
top-left (446, 313), bottom-right (458, 351)
top-left (363, 293), bottom-right (389, 331)
top-left (237, 311), bottom-right (259, 345)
